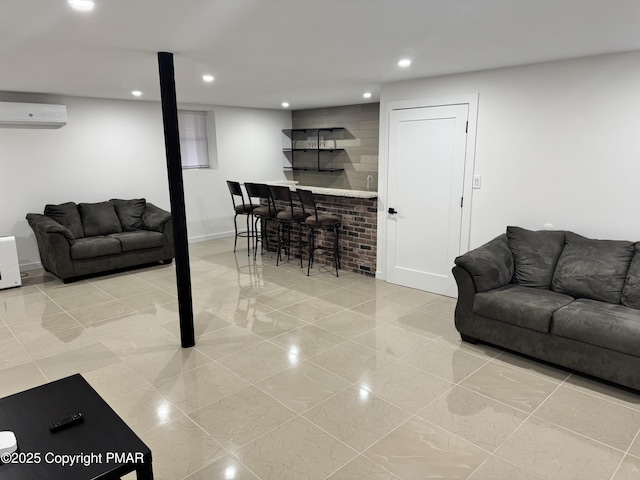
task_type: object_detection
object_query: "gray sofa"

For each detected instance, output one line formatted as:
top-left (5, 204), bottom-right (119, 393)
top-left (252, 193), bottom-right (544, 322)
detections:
top-left (453, 226), bottom-right (640, 391)
top-left (27, 199), bottom-right (174, 282)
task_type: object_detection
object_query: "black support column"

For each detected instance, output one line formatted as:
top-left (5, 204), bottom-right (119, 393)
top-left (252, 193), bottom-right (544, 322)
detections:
top-left (157, 51), bottom-right (195, 348)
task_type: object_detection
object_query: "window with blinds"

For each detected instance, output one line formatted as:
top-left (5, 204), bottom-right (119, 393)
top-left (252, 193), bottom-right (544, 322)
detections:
top-left (178, 110), bottom-right (211, 169)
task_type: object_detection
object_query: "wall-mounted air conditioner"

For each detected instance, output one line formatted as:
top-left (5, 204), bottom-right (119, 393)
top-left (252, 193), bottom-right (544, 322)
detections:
top-left (0, 102), bottom-right (67, 129)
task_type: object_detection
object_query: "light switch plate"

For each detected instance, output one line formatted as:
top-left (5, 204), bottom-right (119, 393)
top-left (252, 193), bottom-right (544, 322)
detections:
top-left (473, 175), bottom-right (482, 189)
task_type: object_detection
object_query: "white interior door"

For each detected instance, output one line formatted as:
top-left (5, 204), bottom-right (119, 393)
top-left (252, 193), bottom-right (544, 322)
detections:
top-left (386, 104), bottom-right (469, 297)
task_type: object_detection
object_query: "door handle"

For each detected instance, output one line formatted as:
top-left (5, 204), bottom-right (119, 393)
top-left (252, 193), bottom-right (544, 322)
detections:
top-left (388, 207), bottom-right (398, 215)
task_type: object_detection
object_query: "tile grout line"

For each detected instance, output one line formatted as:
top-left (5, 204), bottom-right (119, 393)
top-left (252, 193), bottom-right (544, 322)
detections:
top-left (608, 417), bottom-right (640, 480)
top-left (474, 375), bottom-right (568, 479)
top-left (483, 373), bottom-right (637, 477)
top-left (7, 284), bottom-right (92, 382)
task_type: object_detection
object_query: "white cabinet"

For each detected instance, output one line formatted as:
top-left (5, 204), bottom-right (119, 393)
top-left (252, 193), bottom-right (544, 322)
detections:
top-left (0, 236), bottom-right (21, 290)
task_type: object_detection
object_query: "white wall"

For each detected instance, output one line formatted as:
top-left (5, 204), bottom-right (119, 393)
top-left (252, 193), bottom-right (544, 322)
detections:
top-left (0, 93), bottom-right (290, 269)
top-left (379, 51), bottom-right (640, 259)
top-left (181, 104), bottom-right (291, 241)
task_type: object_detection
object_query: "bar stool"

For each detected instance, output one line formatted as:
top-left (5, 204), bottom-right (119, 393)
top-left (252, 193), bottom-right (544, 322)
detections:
top-left (296, 188), bottom-right (341, 277)
top-left (244, 182), bottom-right (280, 260)
top-left (268, 185), bottom-right (308, 267)
top-left (226, 180), bottom-right (255, 256)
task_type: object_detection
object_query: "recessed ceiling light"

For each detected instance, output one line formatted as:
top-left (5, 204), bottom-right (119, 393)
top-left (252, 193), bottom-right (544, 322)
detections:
top-left (131, 90), bottom-right (142, 97)
top-left (398, 58), bottom-right (411, 68)
top-left (68, 0), bottom-right (95, 12)
top-left (202, 74), bottom-right (214, 82)
top-left (281, 102), bottom-right (290, 108)
top-left (363, 92), bottom-right (372, 99)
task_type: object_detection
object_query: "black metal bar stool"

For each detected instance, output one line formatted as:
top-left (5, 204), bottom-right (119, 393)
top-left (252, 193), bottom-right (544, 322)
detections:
top-left (296, 188), bottom-right (341, 276)
top-left (268, 185), bottom-right (308, 267)
top-left (226, 180), bottom-right (256, 256)
top-left (244, 182), bottom-right (280, 260)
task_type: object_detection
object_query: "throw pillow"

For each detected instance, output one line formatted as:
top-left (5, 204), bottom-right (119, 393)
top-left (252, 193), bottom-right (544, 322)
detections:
top-left (44, 202), bottom-right (84, 238)
top-left (551, 232), bottom-right (634, 304)
top-left (112, 198), bottom-right (146, 231)
top-left (622, 243), bottom-right (640, 309)
top-left (78, 201), bottom-right (123, 237)
top-left (507, 226), bottom-right (565, 289)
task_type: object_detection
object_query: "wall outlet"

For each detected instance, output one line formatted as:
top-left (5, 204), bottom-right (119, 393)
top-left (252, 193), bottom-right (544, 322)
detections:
top-left (473, 175), bottom-right (482, 189)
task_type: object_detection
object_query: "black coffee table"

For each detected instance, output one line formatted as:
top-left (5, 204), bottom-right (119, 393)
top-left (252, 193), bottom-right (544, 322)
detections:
top-left (0, 373), bottom-right (153, 479)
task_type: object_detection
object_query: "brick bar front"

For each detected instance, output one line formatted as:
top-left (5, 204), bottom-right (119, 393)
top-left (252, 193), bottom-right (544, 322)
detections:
top-left (266, 192), bottom-right (378, 276)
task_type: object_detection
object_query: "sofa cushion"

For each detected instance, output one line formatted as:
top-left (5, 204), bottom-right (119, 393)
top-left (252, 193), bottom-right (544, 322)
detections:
top-left (78, 201), bottom-right (123, 237)
top-left (108, 231), bottom-right (164, 252)
top-left (551, 299), bottom-right (640, 357)
top-left (474, 284), bottom-right (574, 333)
top-left (112, 198), bottom-right (146, 232)
top-left (70, 236), bottom-right (122, 260)
top-left (622, 243), bottom-right (640, 309)
top-left (507, 226), bottom-right (565, 289)
top-left (551, 232), bottom-right (634, 304)
top-left (44, 202), bottom-right (84, 239)
top-left (455, 234), bottom-right (514, 292)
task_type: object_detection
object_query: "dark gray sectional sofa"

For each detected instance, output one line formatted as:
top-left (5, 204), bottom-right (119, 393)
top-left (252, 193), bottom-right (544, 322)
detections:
top-left (27, 199), bottom-right (174, 283)
top-left (453, 226), bottom-right (640, 391)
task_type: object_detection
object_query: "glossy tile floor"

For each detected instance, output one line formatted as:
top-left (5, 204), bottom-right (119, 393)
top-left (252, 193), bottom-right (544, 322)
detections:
top-left (2, 237), bottom-right (640, 479)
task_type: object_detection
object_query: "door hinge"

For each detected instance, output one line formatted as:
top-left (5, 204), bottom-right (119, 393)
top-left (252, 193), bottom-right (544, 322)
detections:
top-left (460, 197), bottom-right (464, 208)
top-left (465, 121), bottom-right (468, 133)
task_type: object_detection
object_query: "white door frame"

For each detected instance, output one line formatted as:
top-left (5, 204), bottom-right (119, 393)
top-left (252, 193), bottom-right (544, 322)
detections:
top-left (376, 93), bottom-right (479, 283)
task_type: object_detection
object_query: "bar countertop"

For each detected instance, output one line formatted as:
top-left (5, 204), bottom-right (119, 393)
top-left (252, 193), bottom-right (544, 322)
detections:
top-left (267, 181), bottom-right (378, 199)
top-left (300, 186), bottom-right (377, 199)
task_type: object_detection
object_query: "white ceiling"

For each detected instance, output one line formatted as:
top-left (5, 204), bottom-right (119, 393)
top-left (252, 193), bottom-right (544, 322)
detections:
top-left (2, 0), bottom-right (640, 110)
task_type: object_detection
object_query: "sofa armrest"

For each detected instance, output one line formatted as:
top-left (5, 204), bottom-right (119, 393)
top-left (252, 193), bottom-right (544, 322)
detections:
top-left (26, 213), bottom-right (75, 280)
top-left (454, 233), bottom-right (513, 292)
top-left (142, 203), bottom-right (172, 232)
top-left (26, 213), bottom-right (76, 244)
top-left (452, 265), bottom-right (477, 337)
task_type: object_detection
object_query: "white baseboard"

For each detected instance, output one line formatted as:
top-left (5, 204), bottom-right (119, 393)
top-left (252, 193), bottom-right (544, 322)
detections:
top-left (188, 231), bottom-right (234, 243)
top-left (19, 261), bottom-right (43, 272)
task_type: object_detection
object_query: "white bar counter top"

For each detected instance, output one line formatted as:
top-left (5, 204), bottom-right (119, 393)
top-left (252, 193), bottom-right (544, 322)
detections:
top-left (300, 185), bottom-right (377, 199)
top-left (266, 181), bottom-right (378, 199)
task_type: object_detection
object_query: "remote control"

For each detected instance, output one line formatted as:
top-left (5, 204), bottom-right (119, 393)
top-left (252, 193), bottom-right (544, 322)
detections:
top-left (49, 412), bottom-right (84, 433)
